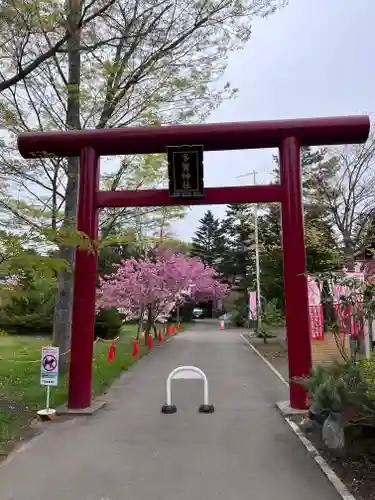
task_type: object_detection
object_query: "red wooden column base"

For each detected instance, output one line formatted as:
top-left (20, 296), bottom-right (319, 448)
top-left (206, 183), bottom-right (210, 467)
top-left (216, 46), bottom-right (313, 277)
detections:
top-left (68, 148), bottom-right (99, 409)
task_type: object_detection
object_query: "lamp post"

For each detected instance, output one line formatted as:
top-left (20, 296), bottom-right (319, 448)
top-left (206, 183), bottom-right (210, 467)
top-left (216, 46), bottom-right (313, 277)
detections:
top-left (236, 171), bottom-right (262, 330)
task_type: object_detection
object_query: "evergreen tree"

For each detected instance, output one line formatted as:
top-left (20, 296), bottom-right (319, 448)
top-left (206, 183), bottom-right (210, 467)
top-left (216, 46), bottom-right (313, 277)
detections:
top-left (257, 204), bottom-right (284, 307)
top-left (259, 147), bottom-right (343, 308)
top-left (221, 204), bottom-right (255, 291)
top-left (191, 210), bottom-right (224, 268)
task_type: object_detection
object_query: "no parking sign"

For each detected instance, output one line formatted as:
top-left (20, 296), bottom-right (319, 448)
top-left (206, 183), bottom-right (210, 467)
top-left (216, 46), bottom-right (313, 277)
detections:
top-left (41, 346), bottom-right (59, 386)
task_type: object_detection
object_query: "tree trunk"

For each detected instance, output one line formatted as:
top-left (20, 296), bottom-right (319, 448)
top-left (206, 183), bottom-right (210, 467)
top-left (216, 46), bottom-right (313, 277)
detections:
top-left (343, 239), bottom-right (355, 271)
top-left (144, 305), bottom-right (153, 345)
top-left (52, 246), bottom-right (75, 368)
top-left (52, 0), bottom-right (82, 370)
top-left (137, 307), bottom-right (145, 340)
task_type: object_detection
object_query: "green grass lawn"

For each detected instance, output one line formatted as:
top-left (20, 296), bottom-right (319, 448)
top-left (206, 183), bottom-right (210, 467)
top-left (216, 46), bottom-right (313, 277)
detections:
top-left (0, 323), bottom-right (184, 456)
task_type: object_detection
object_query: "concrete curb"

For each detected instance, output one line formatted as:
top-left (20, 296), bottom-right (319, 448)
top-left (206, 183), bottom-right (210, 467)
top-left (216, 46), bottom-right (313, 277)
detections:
top-left (239, 333), bottom-right (357, 500)
top-left (239, 333), bottom-right (288, 386)
top-left (284, 416), bottom-right (356, 500)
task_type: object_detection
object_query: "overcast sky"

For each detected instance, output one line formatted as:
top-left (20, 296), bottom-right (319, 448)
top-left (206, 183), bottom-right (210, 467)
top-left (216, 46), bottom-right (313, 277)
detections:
top-left (172, 0), bottom-right (375, 241)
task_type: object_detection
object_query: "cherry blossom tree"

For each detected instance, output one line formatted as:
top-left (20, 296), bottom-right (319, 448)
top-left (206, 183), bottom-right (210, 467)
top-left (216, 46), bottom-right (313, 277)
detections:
top-left (97, 247), bottom-right (229, 342)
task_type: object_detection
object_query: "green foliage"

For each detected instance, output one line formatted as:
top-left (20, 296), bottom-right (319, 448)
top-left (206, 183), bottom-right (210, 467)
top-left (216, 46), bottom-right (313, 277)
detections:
top-left (191, 210), bottom-right (225, 268)
top-left (228, 295), bottom-right (247, 327)
top-left (305, 363), bottom-right (360, 414)
top-left (0, 230), bottom-right (68, 279)
top-left (259, 148), bottom-right (343, 307)
top-left (221, 204), bottom-right (255, 289)
top-left (261, 298), bottom-right (284, 326)
top-left (299, 362), bottom-right (374, 424)
top-left (361, 350), bottom-right (375, 404)
top-left (0, 228), bottom-right (104, 334)
top-left (97, 244), bottom-right (134, 277)
top-left (98, 237), bottom-right (192, 277)
top-left (0, 231), bottom-right (62, 333)
top-left (0, 267), bottom-right (57, 333)
top-left (94, 308), bottom-right (123, 340)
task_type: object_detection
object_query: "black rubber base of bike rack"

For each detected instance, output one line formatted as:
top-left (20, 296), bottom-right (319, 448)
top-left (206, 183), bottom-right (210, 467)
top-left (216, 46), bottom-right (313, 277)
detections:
top-left (161, 404), bottom-right (177, 414)
top-left (198, 404), bottom-right (215, 414)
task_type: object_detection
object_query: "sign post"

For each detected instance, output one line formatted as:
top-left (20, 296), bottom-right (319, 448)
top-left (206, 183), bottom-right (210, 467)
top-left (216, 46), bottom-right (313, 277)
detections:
top-left (38, 346), bottom-right (59, 421)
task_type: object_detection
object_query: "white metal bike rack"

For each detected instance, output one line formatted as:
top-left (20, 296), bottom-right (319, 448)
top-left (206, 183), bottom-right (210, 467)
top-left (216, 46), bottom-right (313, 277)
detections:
top-left (161, 366), bottom-right (215, 414)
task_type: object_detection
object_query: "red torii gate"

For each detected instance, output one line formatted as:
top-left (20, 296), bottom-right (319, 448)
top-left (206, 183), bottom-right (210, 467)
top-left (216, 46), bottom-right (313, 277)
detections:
top-left (18, 115), bottom-right (370, 410)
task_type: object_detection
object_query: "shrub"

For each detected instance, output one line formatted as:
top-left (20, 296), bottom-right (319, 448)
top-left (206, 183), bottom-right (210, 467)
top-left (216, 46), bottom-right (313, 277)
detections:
top-left (361, 350), bottom-right (375, 404)
top-left (298, 361), bottom-right (374, 425)
top-left (261, 298), bottom-right (284, 326)
top-left (95, 308), bottom-right (123, 340)
top-left (229, 295), bottom-right (247, 327)
top-left (0, 269), bottom-right (57, 334)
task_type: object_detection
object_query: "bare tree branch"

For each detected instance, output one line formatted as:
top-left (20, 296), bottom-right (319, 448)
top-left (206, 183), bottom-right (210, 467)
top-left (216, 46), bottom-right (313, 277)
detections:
top-left (308, 130), bottom-right (375, 268)
top-left (0, 0), bottom-right (117, 91)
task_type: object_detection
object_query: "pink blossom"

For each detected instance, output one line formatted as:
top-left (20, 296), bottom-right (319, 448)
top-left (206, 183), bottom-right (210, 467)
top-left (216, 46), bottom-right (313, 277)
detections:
top-left (96, 248), bottom-right (229, 321)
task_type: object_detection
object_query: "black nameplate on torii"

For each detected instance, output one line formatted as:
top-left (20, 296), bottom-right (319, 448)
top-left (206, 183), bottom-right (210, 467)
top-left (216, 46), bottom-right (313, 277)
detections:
top-left (167, 145), bottom-right (204, 199)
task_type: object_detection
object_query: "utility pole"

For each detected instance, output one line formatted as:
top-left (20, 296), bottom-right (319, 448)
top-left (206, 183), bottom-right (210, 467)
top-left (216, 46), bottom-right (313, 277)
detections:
top-left (236, 171), bottom-right (262, 330)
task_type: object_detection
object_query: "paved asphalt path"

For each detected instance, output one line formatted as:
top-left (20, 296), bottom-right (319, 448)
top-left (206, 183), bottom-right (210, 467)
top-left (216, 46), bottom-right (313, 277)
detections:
top-left (0, 320), bottom-right (341, 500)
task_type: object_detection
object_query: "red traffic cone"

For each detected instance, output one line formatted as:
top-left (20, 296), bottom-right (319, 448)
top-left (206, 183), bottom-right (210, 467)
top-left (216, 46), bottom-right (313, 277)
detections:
top-left (108, 342), bottom-right (115, 363)
top-left (147, 333), bottom-right (153, 349)
top-left (167, 324), bottom-right (171, 336)
top-left (132, 339), bottom-right (139, 357)
top-left (157, 328), bottom-right (162, 343)
top-left (177, 323), bottom-right (181, 333)
top-left (171, 324), bottom-right (175, 334)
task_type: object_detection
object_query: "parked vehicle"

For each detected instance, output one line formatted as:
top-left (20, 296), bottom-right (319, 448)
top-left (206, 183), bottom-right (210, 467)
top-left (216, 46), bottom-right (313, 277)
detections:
top-left (193, 307), bottom-right (204, 319)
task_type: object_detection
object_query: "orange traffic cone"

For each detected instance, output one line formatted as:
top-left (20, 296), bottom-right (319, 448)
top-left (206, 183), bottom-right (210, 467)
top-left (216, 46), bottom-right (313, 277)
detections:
top-left (132, 339), bottom-right (139, 357)
top-left (147, 333), bottom-right (153, 349)
top-left (177, 323), bottom-right (181, 333)
top-left (108, 341), bottom-right (116, 363)
top-left (171, 324), bottom-right (175, 334)
top-left (167, 324), bottom-right (171, 336)
top-left (157, 328), bottom-right (162, 343)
